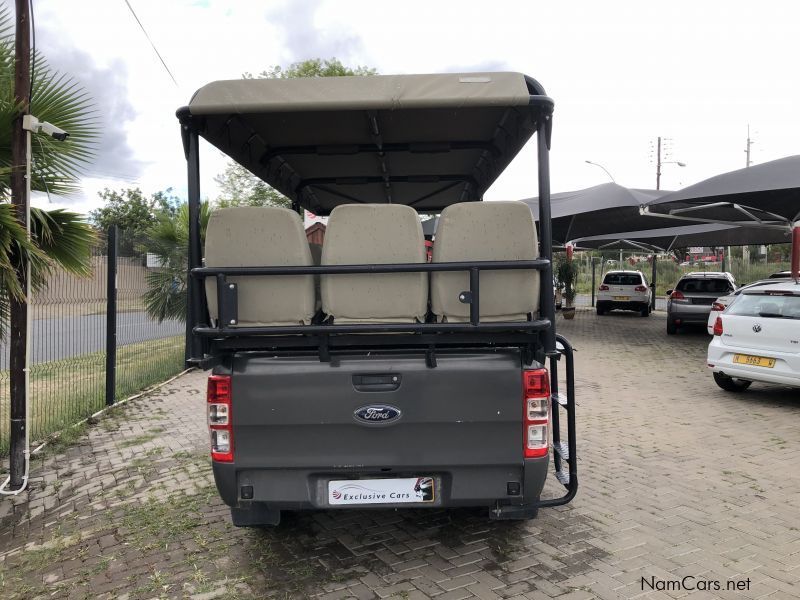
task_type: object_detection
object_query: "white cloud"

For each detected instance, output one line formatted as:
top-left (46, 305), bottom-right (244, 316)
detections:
top-left (25, 0), bottom-right (800, 215)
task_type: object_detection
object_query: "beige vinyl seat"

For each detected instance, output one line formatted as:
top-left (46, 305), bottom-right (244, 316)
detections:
top-left (321, 204), bottom-right (427, 324)
top-left (205, 206), bottom-right (315, 326)
top-left (431, 201), bottom-right (540, 322)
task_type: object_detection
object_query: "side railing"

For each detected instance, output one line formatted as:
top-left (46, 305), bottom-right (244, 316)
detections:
top-left (190, 260), bottom-right (552, 355)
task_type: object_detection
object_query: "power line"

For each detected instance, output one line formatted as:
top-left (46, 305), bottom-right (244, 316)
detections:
top-left (122, 0), bottom-right (178, 87)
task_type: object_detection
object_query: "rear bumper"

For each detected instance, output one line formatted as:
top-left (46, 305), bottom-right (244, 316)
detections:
top-left (668, 302), bottom-right (712, 323)
top-left (212, 458), bottom-right (549, 510)
top-left (707, 340), bottom-right (800, 387)
top-left (597, 299), bottom-right (648, 311)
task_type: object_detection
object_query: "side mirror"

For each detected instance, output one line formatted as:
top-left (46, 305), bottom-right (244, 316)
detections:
top-left (666, 289), bottom-right (673, 296)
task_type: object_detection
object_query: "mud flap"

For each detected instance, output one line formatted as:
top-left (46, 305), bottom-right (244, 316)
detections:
top-left (230, 503), bottom-right (281, 527)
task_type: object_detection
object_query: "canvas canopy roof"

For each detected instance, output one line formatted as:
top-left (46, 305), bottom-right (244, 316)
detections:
top-left (178, 72), bottom-right (553, 215)
top-left (571, 223), bottom-right (792, 251)
top-left (521, 183), bottom-right (674, 245)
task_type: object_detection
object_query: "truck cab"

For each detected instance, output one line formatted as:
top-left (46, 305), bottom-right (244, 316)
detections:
top-left (177, 71), bottom-right (577, 526)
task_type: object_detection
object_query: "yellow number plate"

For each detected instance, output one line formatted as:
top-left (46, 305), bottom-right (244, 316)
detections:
top-left (733, 354), bottom-right (775, 368)
top-left (613, 296), bottom-right (629, 301)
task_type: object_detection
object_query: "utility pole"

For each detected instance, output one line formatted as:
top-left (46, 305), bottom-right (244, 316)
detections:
top-left (742, 125), bottom-right (753, 265)
top-left (8, 0), bottom-right (31, 490)
top-left (745, 124), bottom-right (753, 168)
top-left (655, 136), bottom-right (662, 190)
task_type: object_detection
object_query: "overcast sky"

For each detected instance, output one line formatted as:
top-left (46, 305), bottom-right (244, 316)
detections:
top-left (23, 0), bottom-right (800, 215)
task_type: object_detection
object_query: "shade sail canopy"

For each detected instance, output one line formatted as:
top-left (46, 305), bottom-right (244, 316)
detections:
top-left (571, 223), bottom-right (792, 251)
top-left (643, 155), bottom-right (800, 229)
top-left (521, 183), bottom-right (676, 244)
top-left (178, 72), bottom-right (553, 215)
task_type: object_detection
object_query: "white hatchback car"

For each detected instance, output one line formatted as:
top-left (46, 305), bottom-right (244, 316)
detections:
top-left (596, 270), bottom-right (652, 317)
top-left (705, 276), bottom-right (791, 334)
top-left (707, 280), bottom-right (800, 391)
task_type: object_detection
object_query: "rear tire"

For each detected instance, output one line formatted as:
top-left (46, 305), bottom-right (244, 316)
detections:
top-left (640, 305), bottom-right (650, 317)
top-left (713, 372), bottom-right (752, 392)
top-left (666, 320), bottom-right (678, 335)
top-left (596, 304), bottom-right (606, 316)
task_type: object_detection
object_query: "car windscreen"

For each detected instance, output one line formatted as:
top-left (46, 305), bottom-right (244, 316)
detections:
top-left (727, 293), bottom-right (800, 319)
top-left (603, 273), bottom-right (642, 285)
top-left (676, 278), bottom-right (732, 294)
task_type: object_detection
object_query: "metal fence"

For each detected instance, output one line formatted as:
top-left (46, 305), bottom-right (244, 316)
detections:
top-left (0, 228), bottom-right (185, 455)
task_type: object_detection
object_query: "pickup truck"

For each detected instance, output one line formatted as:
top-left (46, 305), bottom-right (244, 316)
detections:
top-left (177, 71), bottom-right (577, 526)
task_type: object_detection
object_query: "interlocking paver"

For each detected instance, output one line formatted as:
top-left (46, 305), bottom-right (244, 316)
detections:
top-left (1, 309), bottom-right (799, 599)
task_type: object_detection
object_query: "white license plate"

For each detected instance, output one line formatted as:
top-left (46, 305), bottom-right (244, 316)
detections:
top-left (328, 477), bottom-right (435, 505)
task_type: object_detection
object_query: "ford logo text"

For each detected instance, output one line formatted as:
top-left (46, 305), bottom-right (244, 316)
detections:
top-left (354, 405), bottom-right (402, 425)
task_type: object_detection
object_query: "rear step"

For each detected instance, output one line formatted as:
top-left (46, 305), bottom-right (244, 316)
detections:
top-left (535, 333), bottom-right (577, 508)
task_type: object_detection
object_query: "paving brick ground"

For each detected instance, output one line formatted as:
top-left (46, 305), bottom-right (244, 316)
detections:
top-left (1, 309), bottom-right (799, 599)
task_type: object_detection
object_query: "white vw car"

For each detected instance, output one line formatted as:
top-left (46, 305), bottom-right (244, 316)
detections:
top-left (705, 276), bottom-right (791, 334)
top-left (708, 280), bottom-right (800, 391)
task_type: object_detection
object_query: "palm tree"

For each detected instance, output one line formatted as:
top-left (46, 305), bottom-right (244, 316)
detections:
top-left (0, 6), bottom-right (97, 337)
top-left (143, 202), bottom-right (210, 322)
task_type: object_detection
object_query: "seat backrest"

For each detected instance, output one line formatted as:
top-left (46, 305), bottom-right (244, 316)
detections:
top-left (431, 201), bottom-right (540, 322)
top-left (321, 204), bottom-right (427, 323)
top-left (205, 206), bottom-right (315, 326)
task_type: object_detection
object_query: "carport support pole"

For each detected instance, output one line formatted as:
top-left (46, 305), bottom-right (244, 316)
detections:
top-left (591, 259), bottom-right (597, 307)
top-left (650, 255), bottom-right (657, 311)
top-left (105, 226), bottom-right (117, 406)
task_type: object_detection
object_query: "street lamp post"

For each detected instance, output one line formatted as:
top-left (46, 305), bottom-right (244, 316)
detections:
top-left (654, 136), bottom-right (686, 189)
top-left (585, 160), bottom-right (616, 183)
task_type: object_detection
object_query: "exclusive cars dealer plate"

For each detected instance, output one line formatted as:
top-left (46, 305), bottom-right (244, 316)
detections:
top-left (329, 477), bottom-right (435, 505)
top-left (613, 296), bottom-right (629, 300)
top-left (733, 354), bottom-right (776, 368)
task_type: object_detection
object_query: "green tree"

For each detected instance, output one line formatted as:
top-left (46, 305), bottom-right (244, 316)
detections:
top-left (213, 162), bottom-right (290, 210)
top-left (245, 57), bottom-right (377, 80)
top-left (0, 5), bottom-right (97, 338)
top-left (214, 58), bottom-right (377, 210)
top-left (89, 187), bottom-right (181, 255)
top-left (142, 201), bottom-right (211, 323)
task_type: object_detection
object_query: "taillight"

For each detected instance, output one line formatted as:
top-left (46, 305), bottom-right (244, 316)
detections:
top-left (711, 302), bottom-right (725, 311)
top-left (208, 375), bottom-right (233, 462)
top-left (713, 316), bottom-right (723, 336)
top-left (523, 368), bottom-right (550, 459)
top-left (671, 290), bottom-right (686, 300)
top-left (634, 285), bottom-right (647, 292)
top-left (599, 284), bottom-right (609, 291)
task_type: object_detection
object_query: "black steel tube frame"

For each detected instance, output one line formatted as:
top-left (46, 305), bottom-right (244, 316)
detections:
top-left (192, 259), bottom-right (549, 341)
top-left (180, 82), bottom-right (577, 507)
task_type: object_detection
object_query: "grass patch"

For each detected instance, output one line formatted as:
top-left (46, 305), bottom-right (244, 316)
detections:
top-left (0, 335), bottom-right (184, 455)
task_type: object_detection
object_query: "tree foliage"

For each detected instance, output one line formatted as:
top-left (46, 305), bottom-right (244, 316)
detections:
top-left (214, 58), bottom-right (377, 210)
top-left (0, 5), bottom-right (97, 197)
top-left (89, 187), bottom-right (181, 254)
top-left (142, 201), bottom-right (210, 323)
top-left (245, 57), bottom-right (377, 80)
top-left (0, 5), bottom-right (97, 339)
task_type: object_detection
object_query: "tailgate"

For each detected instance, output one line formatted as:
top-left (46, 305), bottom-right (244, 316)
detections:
top-left (230, 350), bottom-right (523, 470)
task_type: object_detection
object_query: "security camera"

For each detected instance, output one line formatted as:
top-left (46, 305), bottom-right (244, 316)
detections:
top-left (39, 121), bottom-right (69, 141)
top-left (21, 115), bottom-right (69, 141)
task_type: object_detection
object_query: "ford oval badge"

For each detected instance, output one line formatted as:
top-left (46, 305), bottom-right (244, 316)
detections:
top-left (354, 405), bottom-right (402, 425)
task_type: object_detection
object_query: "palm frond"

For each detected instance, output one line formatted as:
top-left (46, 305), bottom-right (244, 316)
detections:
top-left (0, 9), bottom-right (98, 198)
top-left (30, 207), bottom-right (96, 277)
